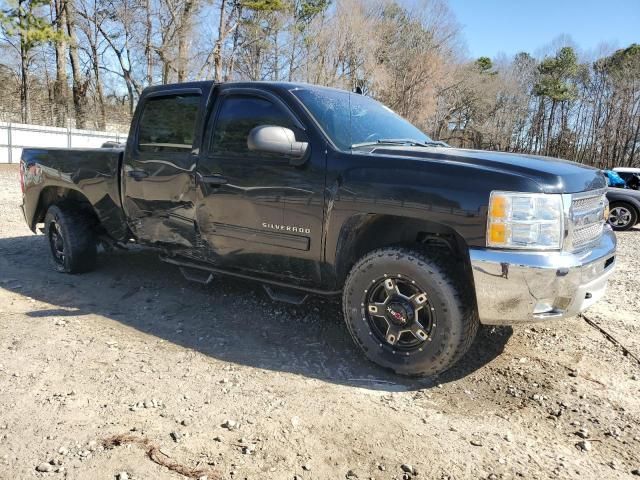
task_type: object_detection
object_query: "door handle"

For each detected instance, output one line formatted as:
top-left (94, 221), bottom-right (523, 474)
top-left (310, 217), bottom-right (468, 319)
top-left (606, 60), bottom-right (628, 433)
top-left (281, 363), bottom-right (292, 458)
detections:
top-left (200, 175), bottom-right (228, 186)
top-left (128, 170), bottom-right (149, 181)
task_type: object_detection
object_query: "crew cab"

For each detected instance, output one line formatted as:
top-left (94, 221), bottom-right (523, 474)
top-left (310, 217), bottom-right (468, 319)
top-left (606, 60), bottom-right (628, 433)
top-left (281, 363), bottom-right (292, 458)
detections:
top-left (20, 81), bottom-right (617, 376)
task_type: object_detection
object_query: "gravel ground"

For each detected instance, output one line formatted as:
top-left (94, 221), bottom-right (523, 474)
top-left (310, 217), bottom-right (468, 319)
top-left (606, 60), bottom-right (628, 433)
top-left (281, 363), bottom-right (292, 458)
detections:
top-left (0, 163), bottom-right (639, 480)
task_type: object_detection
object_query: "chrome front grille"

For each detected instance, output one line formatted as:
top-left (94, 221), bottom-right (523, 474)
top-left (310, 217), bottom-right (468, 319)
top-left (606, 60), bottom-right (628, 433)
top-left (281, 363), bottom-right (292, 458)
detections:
top-left (567, 190), bottom-right (607, 250)
top-left (572, 222), bottom-right (604, 248)
top-left (572, 195), bottom-right (603, 212)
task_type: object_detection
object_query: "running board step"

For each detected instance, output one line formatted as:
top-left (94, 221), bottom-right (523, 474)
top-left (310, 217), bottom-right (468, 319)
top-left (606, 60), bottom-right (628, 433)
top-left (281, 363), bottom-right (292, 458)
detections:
top-left (262, 285), bottom-right (308, 305)
top-left (179, 266), bottom-right (215, 284)
top-left (160, 255), bottom-right (341, 297)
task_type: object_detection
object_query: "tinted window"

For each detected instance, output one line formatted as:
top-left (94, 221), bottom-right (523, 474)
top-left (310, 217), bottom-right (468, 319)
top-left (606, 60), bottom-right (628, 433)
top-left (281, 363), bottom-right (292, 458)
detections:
top-left (292, 88), bottom-right (433, 150)
top-left (138, 94), bottom-right (200, 153)
top-left (210, 95), bottom-right (295, 156)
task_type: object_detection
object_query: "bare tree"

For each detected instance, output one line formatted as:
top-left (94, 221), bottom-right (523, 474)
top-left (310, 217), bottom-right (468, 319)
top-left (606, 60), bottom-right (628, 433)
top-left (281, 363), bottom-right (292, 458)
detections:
top-left (65, 0), bottom-right (90, 127)
top-left (77, 0), bottom-right (108, 129)
top-left (92, 0), bottom-right (143, 114)
top-left (51, 0), bottom-right (69, 126)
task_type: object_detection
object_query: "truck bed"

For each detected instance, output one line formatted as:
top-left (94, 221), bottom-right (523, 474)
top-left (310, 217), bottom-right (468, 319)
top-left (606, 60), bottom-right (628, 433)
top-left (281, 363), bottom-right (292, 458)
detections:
top-left (20, 147), bottom-right (129, 241)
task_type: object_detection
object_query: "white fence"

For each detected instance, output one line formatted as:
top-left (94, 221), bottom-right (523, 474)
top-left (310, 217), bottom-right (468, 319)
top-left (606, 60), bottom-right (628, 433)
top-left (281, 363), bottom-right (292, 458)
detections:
top-left (0, 122), bottom-right (128, 164)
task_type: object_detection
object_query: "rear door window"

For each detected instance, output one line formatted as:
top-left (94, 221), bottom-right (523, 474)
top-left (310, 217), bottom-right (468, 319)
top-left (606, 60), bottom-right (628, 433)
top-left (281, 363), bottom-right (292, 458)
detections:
top-left (137, 93), bottom-right (201, 153)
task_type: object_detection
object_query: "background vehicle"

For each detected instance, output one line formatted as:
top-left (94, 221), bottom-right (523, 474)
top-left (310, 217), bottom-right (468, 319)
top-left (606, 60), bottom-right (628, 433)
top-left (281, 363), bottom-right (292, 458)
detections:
top-left (604, 169), bottom-right (627, 188)
top-left (606, 187), bottom-right (640, 231)
top-left (19, 81), bottom-right (616, 376)
top-left (613, 167), bottom-right (640, 190)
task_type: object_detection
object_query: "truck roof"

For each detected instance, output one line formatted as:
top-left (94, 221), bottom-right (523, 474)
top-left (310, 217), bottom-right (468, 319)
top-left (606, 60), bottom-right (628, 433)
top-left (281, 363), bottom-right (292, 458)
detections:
top-left (142, 80), bottom-right (349, 96)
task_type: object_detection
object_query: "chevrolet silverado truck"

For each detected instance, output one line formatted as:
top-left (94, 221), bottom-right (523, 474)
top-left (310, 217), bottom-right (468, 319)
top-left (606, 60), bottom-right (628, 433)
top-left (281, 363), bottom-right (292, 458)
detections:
top-left (19, 81), bottom-right (617, 376)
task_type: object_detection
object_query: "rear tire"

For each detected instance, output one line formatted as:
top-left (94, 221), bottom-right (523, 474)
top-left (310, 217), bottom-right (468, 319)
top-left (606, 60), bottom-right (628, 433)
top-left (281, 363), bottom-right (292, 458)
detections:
top-left (342, 247), bottom-right (479, 376)
top-left (44, 204), bottom-right (97, 273)
top-left (608, 202), bottom-right (638, 231)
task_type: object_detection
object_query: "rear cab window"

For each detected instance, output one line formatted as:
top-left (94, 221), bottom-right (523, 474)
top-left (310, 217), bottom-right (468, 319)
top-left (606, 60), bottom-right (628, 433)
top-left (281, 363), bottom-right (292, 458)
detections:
top-left (137, 93), bottom-right (201, 153)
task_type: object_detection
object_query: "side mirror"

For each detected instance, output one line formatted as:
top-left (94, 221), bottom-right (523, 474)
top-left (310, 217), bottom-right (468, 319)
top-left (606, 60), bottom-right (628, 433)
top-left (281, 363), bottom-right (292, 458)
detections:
top-left (247, 125), bottom-right (309, 165)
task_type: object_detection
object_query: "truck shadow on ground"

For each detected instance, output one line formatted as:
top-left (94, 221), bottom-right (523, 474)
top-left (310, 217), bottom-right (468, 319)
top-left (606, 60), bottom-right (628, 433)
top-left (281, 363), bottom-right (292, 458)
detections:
top-left (0, 234), bottom-right (512, 392)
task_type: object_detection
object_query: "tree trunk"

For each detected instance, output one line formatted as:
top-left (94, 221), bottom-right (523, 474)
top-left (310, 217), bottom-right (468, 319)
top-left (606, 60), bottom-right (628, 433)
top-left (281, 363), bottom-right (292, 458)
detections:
top-left (43, 50), bottom-right (55, 123)
top-left (224, 4), bottom-right (241, 81)
top-left (125, 77), bottom-right (135, 115)
top-left (52, 0), bottom-right (69, 127)
top-left (144, 0), bottom-right (153, 85)
top-left (92, 41), bottom-right (106, 130)
top-left (177, 0), bottom-right (194, 82)
top-left (288, 25), bottom-right (297, 81)
top-left (213, 0), bottom-right (227, 81)
top-left (273, 28), bottom-right (279, 80)
top-left (20, 45), bottom-right (30, 123)
top-left (66, 0), bottom-right (88, 129)
top-left (531, 98), bottom-right (544, 153)
top-left (18, 1), bottom-right (30, 124)
top-left (545, 99), bottom-right (557, 156)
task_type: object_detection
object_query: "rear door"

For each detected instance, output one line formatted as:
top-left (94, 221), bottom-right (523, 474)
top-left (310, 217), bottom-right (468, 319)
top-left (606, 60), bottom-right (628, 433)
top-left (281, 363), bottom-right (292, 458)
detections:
top-left (195, 87), bottom-right (326, 284)
top-left (122, 87), bottom-right (207, 247)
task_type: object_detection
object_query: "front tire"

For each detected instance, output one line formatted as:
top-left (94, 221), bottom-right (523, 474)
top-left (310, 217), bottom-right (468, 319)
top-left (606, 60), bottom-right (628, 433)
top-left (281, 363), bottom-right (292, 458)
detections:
top-left (44, 204), bottom-right (97, 273)
top-left (342, 247), bottom-right (479, 376)
top-left (608, 202), bottom-right (638, 231)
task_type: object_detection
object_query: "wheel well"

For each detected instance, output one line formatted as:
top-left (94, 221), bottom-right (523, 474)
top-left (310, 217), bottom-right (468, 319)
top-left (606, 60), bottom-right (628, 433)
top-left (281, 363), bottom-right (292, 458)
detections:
top-left (335, 214), bottom-right (474, 287)
top-left (33, 187), bottom-right (99, 228)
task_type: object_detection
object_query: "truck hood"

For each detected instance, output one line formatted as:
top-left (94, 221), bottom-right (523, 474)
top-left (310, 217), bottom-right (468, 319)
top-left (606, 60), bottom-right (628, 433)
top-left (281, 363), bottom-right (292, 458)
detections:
top-left (370, 146), bottom-right (606, 194)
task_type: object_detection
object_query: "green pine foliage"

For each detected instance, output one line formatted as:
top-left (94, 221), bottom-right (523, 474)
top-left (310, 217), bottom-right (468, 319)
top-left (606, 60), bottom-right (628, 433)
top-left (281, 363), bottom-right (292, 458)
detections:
top-left (0, 0), bottom-right (65, 49)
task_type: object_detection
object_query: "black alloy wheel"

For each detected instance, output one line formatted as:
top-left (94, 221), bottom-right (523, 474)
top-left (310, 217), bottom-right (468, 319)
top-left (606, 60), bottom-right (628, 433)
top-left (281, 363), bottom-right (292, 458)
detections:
top-left (44, 204), bottom-right (97, 273)
top-left (365, 275), bottom-right (435, 351)
top-left (343, 247), bottom-right (479, 376)
top-left (48, 220), bottom-right (66, 268)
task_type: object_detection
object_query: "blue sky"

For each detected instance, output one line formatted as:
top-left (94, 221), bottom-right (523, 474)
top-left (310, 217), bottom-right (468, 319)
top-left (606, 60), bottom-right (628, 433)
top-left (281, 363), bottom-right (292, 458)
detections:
top-left (446, 0), bottom-right (639, 59)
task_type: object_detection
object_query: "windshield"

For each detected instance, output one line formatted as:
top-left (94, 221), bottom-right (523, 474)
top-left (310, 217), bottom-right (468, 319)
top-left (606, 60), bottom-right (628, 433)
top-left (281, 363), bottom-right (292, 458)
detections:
top-left (291, 87), bottom-right (434, 151)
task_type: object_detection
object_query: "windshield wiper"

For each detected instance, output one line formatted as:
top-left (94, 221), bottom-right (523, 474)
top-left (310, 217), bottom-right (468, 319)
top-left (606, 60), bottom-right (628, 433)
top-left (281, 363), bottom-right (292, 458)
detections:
top-left (350, 138), bottom-right (448, 149)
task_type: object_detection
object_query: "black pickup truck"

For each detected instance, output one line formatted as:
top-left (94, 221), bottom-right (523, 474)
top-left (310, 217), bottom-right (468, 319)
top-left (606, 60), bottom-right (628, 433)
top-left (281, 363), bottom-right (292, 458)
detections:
top-left (20, 81), bottom-right (617, 376)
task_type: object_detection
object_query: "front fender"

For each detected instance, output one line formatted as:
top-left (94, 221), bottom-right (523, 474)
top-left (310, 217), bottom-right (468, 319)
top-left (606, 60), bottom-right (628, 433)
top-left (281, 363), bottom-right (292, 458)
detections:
top-left (321, 150), bottom-right (546, 287)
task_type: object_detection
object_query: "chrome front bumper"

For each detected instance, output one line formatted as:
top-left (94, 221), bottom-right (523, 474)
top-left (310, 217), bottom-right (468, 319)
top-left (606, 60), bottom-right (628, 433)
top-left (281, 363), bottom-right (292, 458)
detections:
top-left (469, 228), bottom-right (616, 325)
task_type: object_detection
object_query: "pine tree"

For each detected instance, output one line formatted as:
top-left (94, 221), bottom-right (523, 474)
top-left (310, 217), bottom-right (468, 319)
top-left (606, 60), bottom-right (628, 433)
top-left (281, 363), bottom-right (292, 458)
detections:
top-left (0, 0), bottom-right (65, 122)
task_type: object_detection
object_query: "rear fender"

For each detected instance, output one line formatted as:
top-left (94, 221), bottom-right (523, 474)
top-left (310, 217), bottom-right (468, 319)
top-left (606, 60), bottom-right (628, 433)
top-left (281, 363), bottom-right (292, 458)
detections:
top-left (20, 147), bottom-right (130, 240)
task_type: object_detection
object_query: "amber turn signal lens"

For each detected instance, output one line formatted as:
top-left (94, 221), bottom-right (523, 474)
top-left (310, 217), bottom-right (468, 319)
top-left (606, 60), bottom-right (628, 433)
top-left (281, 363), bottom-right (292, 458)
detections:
top-left (490, 195), bottom-right (507, 219)
top-left (488, 223), bottom-right (506, 244)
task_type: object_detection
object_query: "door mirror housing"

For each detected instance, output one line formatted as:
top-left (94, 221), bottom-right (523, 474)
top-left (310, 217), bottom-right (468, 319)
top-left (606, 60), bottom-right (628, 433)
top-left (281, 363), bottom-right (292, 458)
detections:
top-left (247, 125), bottom-right (309, 165)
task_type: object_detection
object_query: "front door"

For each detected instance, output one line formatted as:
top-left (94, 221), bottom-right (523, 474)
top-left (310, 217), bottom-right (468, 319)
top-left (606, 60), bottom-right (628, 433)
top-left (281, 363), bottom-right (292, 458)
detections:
top-left (122, 87), bottom-right (206, 247)
top-left (195, 87), bottom-right (326, 284)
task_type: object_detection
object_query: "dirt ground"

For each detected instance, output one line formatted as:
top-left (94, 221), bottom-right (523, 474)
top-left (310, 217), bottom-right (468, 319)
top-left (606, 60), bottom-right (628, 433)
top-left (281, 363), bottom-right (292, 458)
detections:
top-left (0, 163), bottom-right (639, 480)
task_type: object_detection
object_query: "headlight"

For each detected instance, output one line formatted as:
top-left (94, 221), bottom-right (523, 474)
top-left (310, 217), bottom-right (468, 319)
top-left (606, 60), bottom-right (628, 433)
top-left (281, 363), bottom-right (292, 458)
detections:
top-left (487, 191), bottom-right (564, 249)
